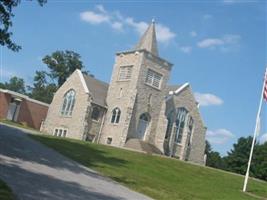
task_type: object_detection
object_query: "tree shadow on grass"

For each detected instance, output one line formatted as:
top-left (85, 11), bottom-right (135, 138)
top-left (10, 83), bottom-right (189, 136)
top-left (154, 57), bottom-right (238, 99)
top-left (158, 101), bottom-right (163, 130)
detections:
top-left (0, 162), bottom-right (127, 200)
top-left (0, 124), bottom-right (128, 175)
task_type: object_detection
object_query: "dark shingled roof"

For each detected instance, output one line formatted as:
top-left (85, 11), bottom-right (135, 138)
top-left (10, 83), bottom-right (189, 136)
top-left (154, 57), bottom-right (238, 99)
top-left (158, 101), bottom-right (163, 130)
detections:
top-left (83, 74), bottom-right (109, 107)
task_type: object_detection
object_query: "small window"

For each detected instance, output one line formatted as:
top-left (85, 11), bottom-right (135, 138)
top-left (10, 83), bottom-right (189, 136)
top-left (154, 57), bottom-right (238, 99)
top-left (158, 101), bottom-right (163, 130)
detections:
top-left (91, 107), bottom-right (101, 121)
top-left (61, 89), bottom-right (76, 116)
top-left (118, 66), bottom-right (133, 81)
top-left (111, 107), bottom-right (121, 124)
top-left (59, 129), bottom-right (63, 137)
top-left (54, 129), bottom-right (59, 136)
top-left (145, 69), bottom-right (163, 89)
top-left (118, 88), bottom-right (123, 98)
top-left (63, 130), bottom-right (67, 137)
top-left (54, 128), bottom-right (67, 137)
top-left (107, 137), bottom-right (112, 144)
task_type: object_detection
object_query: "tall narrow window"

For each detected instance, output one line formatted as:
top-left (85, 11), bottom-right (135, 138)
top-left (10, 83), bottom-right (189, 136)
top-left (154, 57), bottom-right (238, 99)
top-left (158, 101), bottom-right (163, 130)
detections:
top-left (175, 108), bottom-right (188, 144)
top-left (145, 69), bottom-right (163, 89)
top-left (187, 116), bottom-right (194, 146)
top-left (111, 107), bottom-right (121, 124)
top-left (118, 66), bottom-right (133, 81)
top-left (61, 89), bottom-right (76, 116)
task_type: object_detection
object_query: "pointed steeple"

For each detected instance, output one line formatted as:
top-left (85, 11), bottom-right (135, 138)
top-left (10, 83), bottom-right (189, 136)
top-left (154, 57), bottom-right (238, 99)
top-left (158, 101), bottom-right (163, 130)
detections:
top-left (134, 20), bottom-right (159, 56)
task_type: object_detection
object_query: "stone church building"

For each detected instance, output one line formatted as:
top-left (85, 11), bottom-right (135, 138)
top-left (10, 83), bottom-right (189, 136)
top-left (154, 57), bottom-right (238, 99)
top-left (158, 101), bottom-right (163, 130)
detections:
top-left (41, 22), bottom-right (206, 165)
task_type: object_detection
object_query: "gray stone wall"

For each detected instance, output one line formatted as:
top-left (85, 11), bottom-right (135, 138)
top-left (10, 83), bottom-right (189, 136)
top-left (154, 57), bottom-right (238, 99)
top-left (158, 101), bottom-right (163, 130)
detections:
top-left (128, 51), bottom-right (171, 145)
top-left (157, 86), bottom-right (206, 165)
top-left (41, 71), bottom-right (91, 140)
top-left (100, 52), bottom-right (143, 146)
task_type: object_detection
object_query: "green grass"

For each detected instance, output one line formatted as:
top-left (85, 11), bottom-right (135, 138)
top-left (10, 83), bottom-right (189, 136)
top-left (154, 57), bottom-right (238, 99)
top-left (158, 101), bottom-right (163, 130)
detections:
top-left (0, 179), bottom-right (14, 200)
top-left (30, 134), bottom-right (267, 200)
top-left (0, 119), bottom-right (36, 131)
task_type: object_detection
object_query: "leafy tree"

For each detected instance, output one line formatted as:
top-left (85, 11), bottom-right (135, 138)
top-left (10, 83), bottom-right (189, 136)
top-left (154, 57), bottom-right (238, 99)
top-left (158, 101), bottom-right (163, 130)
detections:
top-left (0, 82), bottom-right (6, 89)
top-left (0, 0), bottom-right (46, 51)
top-left (42, 50), bottom-right (86, 86)
top-left (205, 140), bottom-right (225, 169)
top-left (224, 137), bottom-right (253, 175)
top-left (4, 76), bottom-right (26, 94)
top-left (252, 142), bottom-right (267, 181)
top-left (29, 71), bottom-right (57, 103)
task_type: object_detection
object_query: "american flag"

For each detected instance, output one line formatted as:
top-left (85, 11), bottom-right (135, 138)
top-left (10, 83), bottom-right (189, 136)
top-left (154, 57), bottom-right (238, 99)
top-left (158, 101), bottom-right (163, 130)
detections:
top-left (264, 68), bottom-right (267, 101)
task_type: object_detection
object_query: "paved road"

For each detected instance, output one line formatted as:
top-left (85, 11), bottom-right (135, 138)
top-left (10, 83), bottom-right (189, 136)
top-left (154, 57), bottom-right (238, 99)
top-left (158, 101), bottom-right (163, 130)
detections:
top-left (0, 124), bottom-right (152, 200)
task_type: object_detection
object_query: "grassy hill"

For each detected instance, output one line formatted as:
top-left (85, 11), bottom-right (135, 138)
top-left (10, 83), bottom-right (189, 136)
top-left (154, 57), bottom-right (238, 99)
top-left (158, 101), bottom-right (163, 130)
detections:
top-left (0, 179), bottom-right (14, 200)
top-left (31, 135), bottom-right (267, 200)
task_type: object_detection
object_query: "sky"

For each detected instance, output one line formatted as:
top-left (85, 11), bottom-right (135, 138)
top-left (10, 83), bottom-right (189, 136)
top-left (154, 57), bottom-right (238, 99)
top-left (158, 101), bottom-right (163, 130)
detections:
top-left (0, 0), bottom-right (266, 155)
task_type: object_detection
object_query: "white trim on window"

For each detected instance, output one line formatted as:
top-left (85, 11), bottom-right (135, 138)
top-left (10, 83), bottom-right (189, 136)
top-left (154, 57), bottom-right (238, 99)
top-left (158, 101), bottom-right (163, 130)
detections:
top-left (118, 65), bottom-right (133, 81)
top-left (145, 68), bottom-right (163, 89)
top-left (53, 128), bottom-right (68, 137)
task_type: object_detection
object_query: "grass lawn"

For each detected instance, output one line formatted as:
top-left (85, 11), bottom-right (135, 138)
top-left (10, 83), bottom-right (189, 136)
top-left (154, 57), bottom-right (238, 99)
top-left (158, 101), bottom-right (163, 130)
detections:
top-left (0, 179), bottom-right (14, 200)
top-left (30, 134), bottom-right (267, 200)
top-left (0, 119), bottom-right (37, 132)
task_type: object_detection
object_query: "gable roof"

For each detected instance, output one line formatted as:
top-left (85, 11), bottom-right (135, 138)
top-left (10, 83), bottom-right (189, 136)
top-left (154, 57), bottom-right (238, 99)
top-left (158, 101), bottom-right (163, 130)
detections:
top-left (82, 74), bottom-right (109, 107)
top-left (134, 21), bottom-right (159, 56)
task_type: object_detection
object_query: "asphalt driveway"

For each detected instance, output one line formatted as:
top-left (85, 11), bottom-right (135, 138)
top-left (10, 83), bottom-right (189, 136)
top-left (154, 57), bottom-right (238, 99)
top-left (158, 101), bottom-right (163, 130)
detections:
top-left (0, 124), bottom-right (152, 200)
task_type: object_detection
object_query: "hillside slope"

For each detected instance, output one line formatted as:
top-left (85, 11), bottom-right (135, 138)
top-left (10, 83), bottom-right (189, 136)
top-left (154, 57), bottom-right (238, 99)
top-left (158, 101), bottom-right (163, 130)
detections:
top-left (31, 135), bottom-right (267, 200)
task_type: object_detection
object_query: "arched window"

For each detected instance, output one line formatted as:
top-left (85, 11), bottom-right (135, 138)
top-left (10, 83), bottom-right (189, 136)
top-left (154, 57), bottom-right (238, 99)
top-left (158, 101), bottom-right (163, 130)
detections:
top-left (165, 110), bottom-right (174, 139)
top-left (61, 89), bottom-right (76, 116)
top-left (91, 106), bottom-right (101, 121)
top-left (187, 116), bottom-right (194, 146)
top-left (174, 107), bottom-right (188, 143)
top-left (111, 107), bottom-right (121, 124)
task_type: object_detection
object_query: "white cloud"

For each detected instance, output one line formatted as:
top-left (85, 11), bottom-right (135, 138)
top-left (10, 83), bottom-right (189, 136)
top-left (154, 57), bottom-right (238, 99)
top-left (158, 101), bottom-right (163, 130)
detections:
top-left (111, 21), bottom-right (123, 31)
top-left (190, 31), bottom-right (197, 37)
top-left (260, 133), bottom-right (267, 144)
top-left (156, 24), bottom-right (176, 43)
top-left (80, 5), bottom-right (176, 44)
top-left (203, 14), bottom-right (213, 20)
top-left (194, 92), bottom-right (223, 106)
top-left (80, 11), bottom-right (109, 24)
top-left (125, 17), bottom-right (148, 35)
top-left (197, 34), bottom-right (241, 50)
top-left (180, 46), bottom-right (192, 54)
top-left (222, 0), bottom-right (243, 4)
top-left (207, 129), bottom-right (235, 145)
top-left (197, 38), bottom-right (224, 48)
top-left (125, 18), bottom-right (175, 43)
top-left (95, 4), bottom-right (106, 13)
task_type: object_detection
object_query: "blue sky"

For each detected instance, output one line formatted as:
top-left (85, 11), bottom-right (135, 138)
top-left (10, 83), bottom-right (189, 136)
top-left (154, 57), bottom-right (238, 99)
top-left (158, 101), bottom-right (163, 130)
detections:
top-left (0, 0), bottom-right (266, 155)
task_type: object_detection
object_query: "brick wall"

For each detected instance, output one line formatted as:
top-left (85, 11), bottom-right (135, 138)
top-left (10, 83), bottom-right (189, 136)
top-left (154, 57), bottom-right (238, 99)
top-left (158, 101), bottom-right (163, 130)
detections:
top-left (0, 92), bottom-right (10, 118)
top-left (17, 100), bottom-right (48, 129)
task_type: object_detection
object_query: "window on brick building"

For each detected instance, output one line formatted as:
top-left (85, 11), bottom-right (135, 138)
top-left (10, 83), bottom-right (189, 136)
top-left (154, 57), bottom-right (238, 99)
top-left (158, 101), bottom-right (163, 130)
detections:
top-left (118, 66), bottom-right (133, 81)
top-left (145, 69), bottom-right (162, 89)
top-left (174, 108), bottom-right (188, 144)
top-left (111, 107), bottom-right (121, 124)
top-left (61, 89), bottom-right (76, 116)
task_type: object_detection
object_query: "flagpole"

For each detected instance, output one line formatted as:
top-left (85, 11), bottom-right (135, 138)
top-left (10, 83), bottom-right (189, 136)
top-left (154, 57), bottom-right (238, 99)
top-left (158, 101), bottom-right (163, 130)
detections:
top-left (243, 66), bottom-right (267, 192)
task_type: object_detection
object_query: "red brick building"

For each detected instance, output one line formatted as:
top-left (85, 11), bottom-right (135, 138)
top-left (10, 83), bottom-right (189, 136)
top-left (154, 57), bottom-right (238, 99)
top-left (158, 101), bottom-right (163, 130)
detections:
top-left (0, 89), bottom-right (49, 129)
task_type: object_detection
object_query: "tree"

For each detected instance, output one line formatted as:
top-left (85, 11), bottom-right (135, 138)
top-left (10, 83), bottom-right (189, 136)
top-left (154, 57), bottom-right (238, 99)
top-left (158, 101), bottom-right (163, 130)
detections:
top-left (205, 140), bottom-right (225, 169)
top-left (224, 137), bottom-right (254, 175)
top-left (0, 82), bottom-right (6, 89)
top-left (29, 71), bottom-right (57, 103)
top-left (42, 50), bottom-right (86, 86)
top-left (0, 0), bottom-right (46, 51)
top-left (4, 76), bottom-right (26, 94)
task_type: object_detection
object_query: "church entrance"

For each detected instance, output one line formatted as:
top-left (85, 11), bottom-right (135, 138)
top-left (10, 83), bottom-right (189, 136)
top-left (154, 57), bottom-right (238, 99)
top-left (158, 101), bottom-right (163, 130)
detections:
top-left (6, 97), bottom-right (21, 121)
top-left (137, 113), bottom-right (150, 140)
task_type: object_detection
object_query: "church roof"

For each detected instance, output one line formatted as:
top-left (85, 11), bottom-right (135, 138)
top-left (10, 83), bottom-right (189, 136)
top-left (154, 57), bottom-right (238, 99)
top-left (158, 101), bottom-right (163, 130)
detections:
top-left (134, 21), bottom-right (159, 56)
top-left (82, 74), bottom-right (109, 107)
top-left (165, 85), bottom-right (180, 95)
